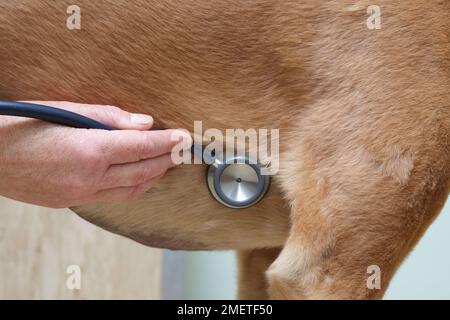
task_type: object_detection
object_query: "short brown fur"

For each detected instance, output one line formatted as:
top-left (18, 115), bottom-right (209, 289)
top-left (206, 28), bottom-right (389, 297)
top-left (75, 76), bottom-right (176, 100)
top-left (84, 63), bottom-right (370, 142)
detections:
top-left (1, 0), bottom-right (449, 299)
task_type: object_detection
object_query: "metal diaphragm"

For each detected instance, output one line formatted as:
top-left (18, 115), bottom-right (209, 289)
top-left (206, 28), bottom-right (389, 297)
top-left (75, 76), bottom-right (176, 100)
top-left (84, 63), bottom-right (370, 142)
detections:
top-left (206, 156), bottom-right (270, 209)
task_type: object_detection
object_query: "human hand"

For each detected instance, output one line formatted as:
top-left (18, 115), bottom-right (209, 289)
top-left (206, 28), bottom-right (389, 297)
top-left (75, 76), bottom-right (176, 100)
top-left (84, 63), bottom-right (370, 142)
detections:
top-left (0, 101), bottom-right (191, 208)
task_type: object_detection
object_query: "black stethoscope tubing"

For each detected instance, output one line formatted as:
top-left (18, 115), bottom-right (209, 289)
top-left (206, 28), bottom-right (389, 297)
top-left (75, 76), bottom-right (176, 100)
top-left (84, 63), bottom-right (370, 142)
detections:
top-left (0, 101), bottom-right (115, 130)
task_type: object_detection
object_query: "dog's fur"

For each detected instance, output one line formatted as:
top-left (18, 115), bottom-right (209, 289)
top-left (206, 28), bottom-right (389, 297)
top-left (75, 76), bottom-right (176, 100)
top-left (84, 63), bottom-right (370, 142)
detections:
top-left (0, 0), bottom-right (449, 299)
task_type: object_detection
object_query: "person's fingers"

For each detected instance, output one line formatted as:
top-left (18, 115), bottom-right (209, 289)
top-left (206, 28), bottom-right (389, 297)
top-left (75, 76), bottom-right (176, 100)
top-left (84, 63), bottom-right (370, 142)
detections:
top-left (100, 154), bottom-right (174, 188)
top-left (100, 129), bottom-right (192, 164)
top-left (21, 101), bottom-right (193, 164)
top-left (90, 174), bottom-right (164, 203)
top-left (24, 101), bottom-right (154, 130)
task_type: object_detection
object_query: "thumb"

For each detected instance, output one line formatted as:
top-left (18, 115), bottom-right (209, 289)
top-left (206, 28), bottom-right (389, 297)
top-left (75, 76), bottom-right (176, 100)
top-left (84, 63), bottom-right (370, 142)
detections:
top-left (26, 101), bottom-right (154, 130)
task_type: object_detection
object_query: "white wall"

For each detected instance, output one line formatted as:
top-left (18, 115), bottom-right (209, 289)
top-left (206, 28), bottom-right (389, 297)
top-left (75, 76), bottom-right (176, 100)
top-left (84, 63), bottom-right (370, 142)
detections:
top-left (385, 198), bottom-right (450, 299)
top-left (182, 198), bottom-right (450, 300)
top-left (182, 251), bottom-right (237, 300)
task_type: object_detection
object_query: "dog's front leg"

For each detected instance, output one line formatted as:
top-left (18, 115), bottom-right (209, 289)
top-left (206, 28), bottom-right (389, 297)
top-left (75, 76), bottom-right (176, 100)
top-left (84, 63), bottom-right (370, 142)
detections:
top-left (265, 117), bottom-right (449, 299)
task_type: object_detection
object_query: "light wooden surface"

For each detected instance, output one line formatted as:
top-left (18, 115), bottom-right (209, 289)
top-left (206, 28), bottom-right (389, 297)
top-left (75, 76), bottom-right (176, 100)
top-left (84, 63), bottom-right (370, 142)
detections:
top-left (0, 197), bottom-right (162, 299)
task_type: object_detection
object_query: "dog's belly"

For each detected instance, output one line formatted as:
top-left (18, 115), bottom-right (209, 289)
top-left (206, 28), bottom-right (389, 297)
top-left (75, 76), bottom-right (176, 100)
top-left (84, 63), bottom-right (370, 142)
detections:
top-left (73, 165), bottom-right (291, 250)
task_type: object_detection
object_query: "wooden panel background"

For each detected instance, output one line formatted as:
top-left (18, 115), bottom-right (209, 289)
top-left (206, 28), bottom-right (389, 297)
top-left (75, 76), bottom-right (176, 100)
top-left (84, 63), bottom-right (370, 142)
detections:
top-left (0, 197), bottom-right (162, 299)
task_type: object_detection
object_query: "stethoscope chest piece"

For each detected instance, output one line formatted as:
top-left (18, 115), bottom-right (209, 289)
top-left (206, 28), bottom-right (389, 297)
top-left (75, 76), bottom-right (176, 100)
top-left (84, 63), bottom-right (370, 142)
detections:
top-left (206, 156), bottom-right (270, 209)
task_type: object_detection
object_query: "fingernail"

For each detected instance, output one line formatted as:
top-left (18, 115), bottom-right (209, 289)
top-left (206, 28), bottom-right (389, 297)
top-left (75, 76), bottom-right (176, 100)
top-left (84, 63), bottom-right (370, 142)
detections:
top-left (131, 113), bottom-right (153, 125)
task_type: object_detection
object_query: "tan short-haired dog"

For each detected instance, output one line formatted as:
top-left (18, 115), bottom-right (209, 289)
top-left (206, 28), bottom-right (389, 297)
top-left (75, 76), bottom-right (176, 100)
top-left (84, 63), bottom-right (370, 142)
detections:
top-left (0, 0), bottom-right (448, 299)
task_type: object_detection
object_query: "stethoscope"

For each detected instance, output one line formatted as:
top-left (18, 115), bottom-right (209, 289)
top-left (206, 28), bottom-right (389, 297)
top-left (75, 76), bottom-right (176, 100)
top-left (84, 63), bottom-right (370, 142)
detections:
top-left (0, 101), bottom-right (270, 209)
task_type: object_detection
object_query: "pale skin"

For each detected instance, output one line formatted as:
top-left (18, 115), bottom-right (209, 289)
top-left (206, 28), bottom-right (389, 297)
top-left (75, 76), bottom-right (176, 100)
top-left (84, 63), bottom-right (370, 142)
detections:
top-left (0, 101), bottom-right (192, 208)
